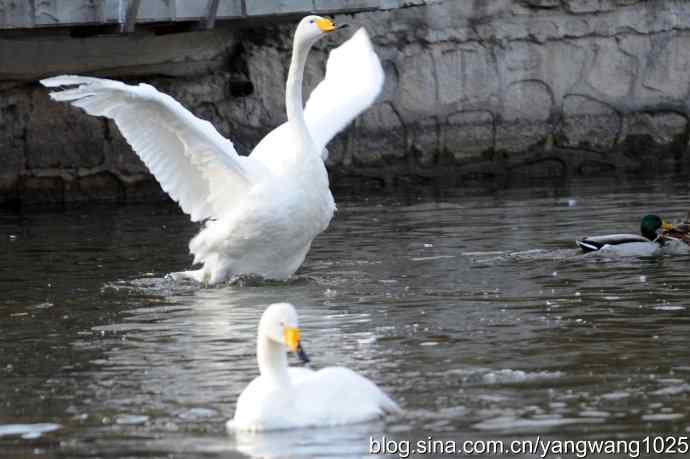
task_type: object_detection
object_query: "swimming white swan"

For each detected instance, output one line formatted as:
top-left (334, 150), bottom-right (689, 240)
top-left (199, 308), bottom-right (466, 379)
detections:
top-left (227, 303), bottom-right (400, 431)
top-left (40, 17), bottom-right (384, 285)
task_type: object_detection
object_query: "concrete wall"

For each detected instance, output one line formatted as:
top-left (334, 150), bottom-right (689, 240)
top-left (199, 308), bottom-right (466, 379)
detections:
top-left (327, 0), bottom-right (690, 183)
top-left (2, 0), bottom-right (690, 205)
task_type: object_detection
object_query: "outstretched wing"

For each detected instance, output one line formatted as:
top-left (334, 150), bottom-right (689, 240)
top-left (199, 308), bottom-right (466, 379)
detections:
top-left (40, 75), bottom-right (254, 222)
top-left (304, 28), bottom-right (384, 158)
top-left (250, 28), bottom-right (384, 164)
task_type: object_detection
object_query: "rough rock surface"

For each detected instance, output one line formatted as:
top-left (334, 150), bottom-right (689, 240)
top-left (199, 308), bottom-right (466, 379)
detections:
top-left (3, 0), bottom-right (690, 205)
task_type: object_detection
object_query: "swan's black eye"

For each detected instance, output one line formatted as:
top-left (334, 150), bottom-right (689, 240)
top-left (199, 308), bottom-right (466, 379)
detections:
top-left (310, 19), bottom-right (314, 24)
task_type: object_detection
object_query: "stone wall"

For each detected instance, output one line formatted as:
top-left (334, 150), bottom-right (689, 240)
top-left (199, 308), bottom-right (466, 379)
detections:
top-left (314, 0), bottom-right (690, 183)
top-left (2, 0), bottom-right (690, 205)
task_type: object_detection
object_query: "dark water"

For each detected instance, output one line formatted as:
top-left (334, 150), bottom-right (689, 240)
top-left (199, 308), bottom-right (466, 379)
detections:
top-left (2, 176), bottom-right (690, 458)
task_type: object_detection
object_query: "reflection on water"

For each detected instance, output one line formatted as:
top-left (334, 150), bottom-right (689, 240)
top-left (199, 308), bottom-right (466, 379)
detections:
top-left (1, 176), bottom-right (690, 458)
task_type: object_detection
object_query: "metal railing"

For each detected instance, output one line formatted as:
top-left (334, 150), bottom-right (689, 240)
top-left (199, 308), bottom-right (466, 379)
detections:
top-left (0, 0), bottom-right (384, 33)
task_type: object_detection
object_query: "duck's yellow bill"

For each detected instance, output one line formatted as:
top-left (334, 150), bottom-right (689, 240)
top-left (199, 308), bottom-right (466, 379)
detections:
top-left (283, 327), bottom-right (300, 352)
top-left (662, 221), bottom-right (675, 231)
top-left (316, 18), bottom-right (336, 32)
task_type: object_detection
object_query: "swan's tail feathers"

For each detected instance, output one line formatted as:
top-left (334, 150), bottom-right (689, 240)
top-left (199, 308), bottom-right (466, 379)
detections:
top-left (189, 231), bottom-right (207, 264)
top-left (169, 268), bottom-right (205, 283)
top-left (381, 392), bottom-right (402, 416)
top-left (189, 228), bottom-right (219, 266)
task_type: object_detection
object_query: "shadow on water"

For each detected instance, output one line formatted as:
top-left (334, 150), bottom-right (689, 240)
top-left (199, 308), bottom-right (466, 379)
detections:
top-left (1, 175), bottom-right (690, 457)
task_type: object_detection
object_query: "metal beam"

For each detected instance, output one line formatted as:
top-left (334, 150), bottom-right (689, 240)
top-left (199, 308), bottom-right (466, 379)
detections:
top-left (121, 0), bottom-right (141, 33)
top-left (204, 0), bottom-right (221, 29)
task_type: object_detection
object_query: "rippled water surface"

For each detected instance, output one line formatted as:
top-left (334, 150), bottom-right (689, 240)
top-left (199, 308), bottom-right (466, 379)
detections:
top-left (2, 176), bottom-right (690, 458)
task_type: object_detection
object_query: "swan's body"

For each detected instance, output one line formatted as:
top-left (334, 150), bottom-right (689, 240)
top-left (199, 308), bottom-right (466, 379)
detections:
top-left (227, 303), bottom-right (400, 431)
top-left (41, 18), bottom-right (383, 284)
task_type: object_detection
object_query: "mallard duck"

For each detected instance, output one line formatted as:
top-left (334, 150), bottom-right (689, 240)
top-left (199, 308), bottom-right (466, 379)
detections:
top-left (227, 303), bottom-right (400, 431)
top-left (40, 17), bottom-right (383, 285)
top-left (576, 215), bottom-right (675, 255)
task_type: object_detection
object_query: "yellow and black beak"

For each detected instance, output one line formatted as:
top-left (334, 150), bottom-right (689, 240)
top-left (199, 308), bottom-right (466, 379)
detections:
top-left (283, 327), bottom-right (300, 352)
top-left (283, 326), bottom-right (310, 364)
top-left (315, 18), bottom-right (348, 33)
top-left (315, 18), bottom-right (336, 32)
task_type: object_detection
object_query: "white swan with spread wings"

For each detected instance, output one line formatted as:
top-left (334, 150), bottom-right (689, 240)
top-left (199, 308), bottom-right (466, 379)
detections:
top-left (41, 17), bottom-right (383, 285)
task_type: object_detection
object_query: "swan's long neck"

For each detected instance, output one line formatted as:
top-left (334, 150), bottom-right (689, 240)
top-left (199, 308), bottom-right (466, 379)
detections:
top-left (286, 34), bottom-right (315, 149)
top-left (284, 30), bottom-right (332, 199)
top-left (257, 332), bottom-right (290, 387)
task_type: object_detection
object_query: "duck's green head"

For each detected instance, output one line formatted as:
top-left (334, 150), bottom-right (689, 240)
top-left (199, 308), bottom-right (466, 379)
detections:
top-left (640, 214), bottom-right (674, 241)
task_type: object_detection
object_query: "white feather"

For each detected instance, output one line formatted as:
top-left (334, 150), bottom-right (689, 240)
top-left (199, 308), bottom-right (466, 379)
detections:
top-left (228, 366), bottom-right (400, 431)
top-left (227, 304), bottom-right (400, 432)
top-left (39, 21), bottom-right (382, 284)
top-left (305, 28), bottom-right (384, 157)
top-left (40, 76), bottom-right (254, 223)
top-left (251, 28), bottom-right (384, 166)
top-left (597, 241), bottom-right (661, 257)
